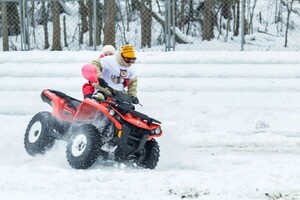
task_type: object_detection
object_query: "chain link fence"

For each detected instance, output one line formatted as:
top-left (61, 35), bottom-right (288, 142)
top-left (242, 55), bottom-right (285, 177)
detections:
top-left (1, 0), bottom-right (300, 52)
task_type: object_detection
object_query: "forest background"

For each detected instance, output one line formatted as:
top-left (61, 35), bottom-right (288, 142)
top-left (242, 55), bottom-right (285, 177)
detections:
top-left (0, 0), bottom-right (300, 52)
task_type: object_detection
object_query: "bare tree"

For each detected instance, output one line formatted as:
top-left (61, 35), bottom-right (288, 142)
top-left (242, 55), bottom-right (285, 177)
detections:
top-left (248, 0), bottom-right (257, 34)
top-left (125, 0), bottom-right (131, 32)
top-left (202, 0), bottom-right (214, 40)
top-left (275, 0), bottom-right (279, 22)
top-left (141, 0), bottom-right (152, 48)
top-left (177, 0), bottom-right (193, 35)
top-left (221, 0), bottom-right (232, 20)
top-left (2, 2), bottom-right (9, 51)
top-left (103, 0), bottom-right (116, 47)
top-left (132, 0), bottom-right (139, 12)
top-left (51, 1), bottom-right (62, 50)
top-left (41, 1), bottom-right (49, 49)
top-left (282, 0), bottom-right (296, 47)
top-left (30, 1), bottom-right (36, 44)
top-left (275, 0), bottom-right (283, 34)
top-left (220, 0), bottom-right (233, 41)
top-left (87, 0), bottom-right (93, 46)
top-left (233, 0), bottom-right (240, 36)
top-left (96, 1), bottom-right (103, 46)
top-left (79, 0), bottom-right (88, 45)
top-left (180, 0), bottom-right (186, 31)
top-left (186, 0), bottom-right (195, 35)
top-left (7, 2), bottom-right (20, 36)
top-left (63, 16), bottom-right (68, 47)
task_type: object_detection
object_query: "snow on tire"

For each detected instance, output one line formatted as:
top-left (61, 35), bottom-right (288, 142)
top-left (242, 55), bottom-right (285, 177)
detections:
top-left (66, 124), bottom-right (102, 169)
top-left (139, 139), bottom-right (160, 169)
top-left (24, 111), bottom-right (55, 156)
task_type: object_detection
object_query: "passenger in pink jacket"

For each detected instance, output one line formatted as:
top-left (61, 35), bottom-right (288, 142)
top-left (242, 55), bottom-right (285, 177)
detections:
top-left (82, 45), bottom-right (116, 99)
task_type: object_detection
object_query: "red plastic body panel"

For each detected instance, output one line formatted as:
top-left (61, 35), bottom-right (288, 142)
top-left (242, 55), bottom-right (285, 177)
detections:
top-left (111, 109), bottom-right (163, 140)
top-left (42, 90), bottom-right (162, 140)
top-left (74, 98), bottom-right (122, 130)
top-left (42, 90), bottom-right (76, 121)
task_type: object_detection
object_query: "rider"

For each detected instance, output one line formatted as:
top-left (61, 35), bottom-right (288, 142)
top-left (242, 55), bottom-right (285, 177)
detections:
top-left (82, 45), bottom-right (116, 99)
top-left (99, 45), bottom-right (116, 58)
top-left (83, 45), bottom-right (139, 104)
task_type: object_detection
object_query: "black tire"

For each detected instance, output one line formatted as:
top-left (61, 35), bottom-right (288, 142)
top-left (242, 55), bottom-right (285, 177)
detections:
top-left (138, 139), bottom-right (160, 169)
top-left (24, 111), bottom-right (56, 156)
top-left (66, 124), bottom-right (102, 169)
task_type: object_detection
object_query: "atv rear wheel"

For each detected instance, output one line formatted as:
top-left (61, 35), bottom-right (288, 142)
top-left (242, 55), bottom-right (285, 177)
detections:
top-left (138, 139), bottom-right (160, 169)
top-left (24, 111), bottom-right (56, 156)
top-left (66, 124), bottom-right (102, 169)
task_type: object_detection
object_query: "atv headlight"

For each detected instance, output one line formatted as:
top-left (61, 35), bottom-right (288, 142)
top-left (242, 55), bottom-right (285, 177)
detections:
top-left (151, 128), bottom-right (161, 134)
top-left (108, 109), bottom-right (115, 116)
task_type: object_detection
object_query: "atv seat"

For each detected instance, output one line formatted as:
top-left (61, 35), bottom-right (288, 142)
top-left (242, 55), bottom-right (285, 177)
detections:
top-left (48, 89), bottom-right (81, 110)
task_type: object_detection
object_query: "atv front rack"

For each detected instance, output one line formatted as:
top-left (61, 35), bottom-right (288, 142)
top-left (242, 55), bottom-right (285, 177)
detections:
top-left (114, 103), bottom-right (161, 125)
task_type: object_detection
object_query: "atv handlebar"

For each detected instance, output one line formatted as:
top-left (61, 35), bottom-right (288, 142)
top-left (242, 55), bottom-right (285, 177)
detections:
top-left (92, 88), bottom-right (160, 125)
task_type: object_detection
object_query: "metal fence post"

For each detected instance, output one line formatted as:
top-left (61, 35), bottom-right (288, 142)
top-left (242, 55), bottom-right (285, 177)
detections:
top-left (22, 0), bottom-right (28, 50)
top-left (25, 0), bottom-right (30, 50)
top-left (20, 0), bottom-right (29, 50)
top-left (165, 0), bottom-right (175, 51)
top-left (93, 0), bottom-right (96, 51)
top-left (164, 0), bottom-right (168, 51)
top-left (19, 0), bottom-right (24, 50)
top-left (241, 0), bottom-right (245, 51)
top-left (172, 0), bottom-right (175, 51)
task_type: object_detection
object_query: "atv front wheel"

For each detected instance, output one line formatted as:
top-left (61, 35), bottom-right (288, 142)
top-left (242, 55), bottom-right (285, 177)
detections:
top-left (24, 111), bottom-right (56, 156)
top-left (138, 139), bottom-right (160, 169)
top-left (66, 124), bottom-right (102, 169)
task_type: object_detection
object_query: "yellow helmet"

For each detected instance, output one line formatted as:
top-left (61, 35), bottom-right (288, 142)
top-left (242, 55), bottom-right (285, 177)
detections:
top-left (121, 45), bottom-right (136, 59)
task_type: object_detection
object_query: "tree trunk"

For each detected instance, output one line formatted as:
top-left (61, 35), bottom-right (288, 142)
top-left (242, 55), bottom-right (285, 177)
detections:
top-left (180, 0), bottom-right (186, 31)
top-left (51, 1), bottom-right (62, 51)
top-left (221, 0), bottom-right (232, 41)
top-left (31, 0), bottom-right (36, 44)
top-left (79, 1), bottom-right (88, 45)
top-left (249, 0), bottom-right (257, 34)
top-left (2, 2), bottom-right (9, 51)
top-left (96, 1), bottom-right (103, 45)
top-left (221, 0), bottom-right (232, 20)
top-left (202, 0), bottom-right (214, 41)
top-left (125, 0), bottom-right (131, 31)
top-left (103, 0), bottom-right (116, 47)
top-left (234, 0), bottom-right (240, 36)
top-left (275, 0), bottom-right (278, 23)
top-left (154, 0), bottom-right (162, 14)
top-left (140, 0), bottom-right (152, 48)
top-left (63, 16), bottom-right (68, 47)
top-left (41, 1), bottom-right (49, 49)
top-left (7, 2), bottom-right (20, 36)
top-left (279, 3), bottom-right (283, 32)
top-left (132, 0), bottom-right (139, 11)
top-left (284, 0), bottom-right (295, 47)
top-left (186, 0), bottom-right (193, 35)
top-left (87, 0), bottom-right (93, 47)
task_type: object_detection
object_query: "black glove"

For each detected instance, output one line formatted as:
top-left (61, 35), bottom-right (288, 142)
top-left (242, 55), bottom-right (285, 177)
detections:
top-left (98, 78), bottom-right (108, 88)
top-left (131, 96), bottom-right (139, 104)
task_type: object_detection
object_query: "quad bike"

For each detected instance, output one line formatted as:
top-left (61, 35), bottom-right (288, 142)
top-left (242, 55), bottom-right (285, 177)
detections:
top-left (24, 65), bottom-right (163, 170)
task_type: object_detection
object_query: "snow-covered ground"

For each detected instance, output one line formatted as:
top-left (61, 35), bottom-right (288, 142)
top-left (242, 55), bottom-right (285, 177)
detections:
top-left (1, 51), bottom-right (300, 200)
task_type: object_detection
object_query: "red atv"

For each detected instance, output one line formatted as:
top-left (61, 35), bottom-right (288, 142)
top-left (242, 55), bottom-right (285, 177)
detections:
top-left (24, 65), bottom-right (163, 169)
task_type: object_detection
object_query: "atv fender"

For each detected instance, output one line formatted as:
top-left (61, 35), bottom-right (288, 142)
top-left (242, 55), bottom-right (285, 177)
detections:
top-left (74, 98), bottom-right (122, 130)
